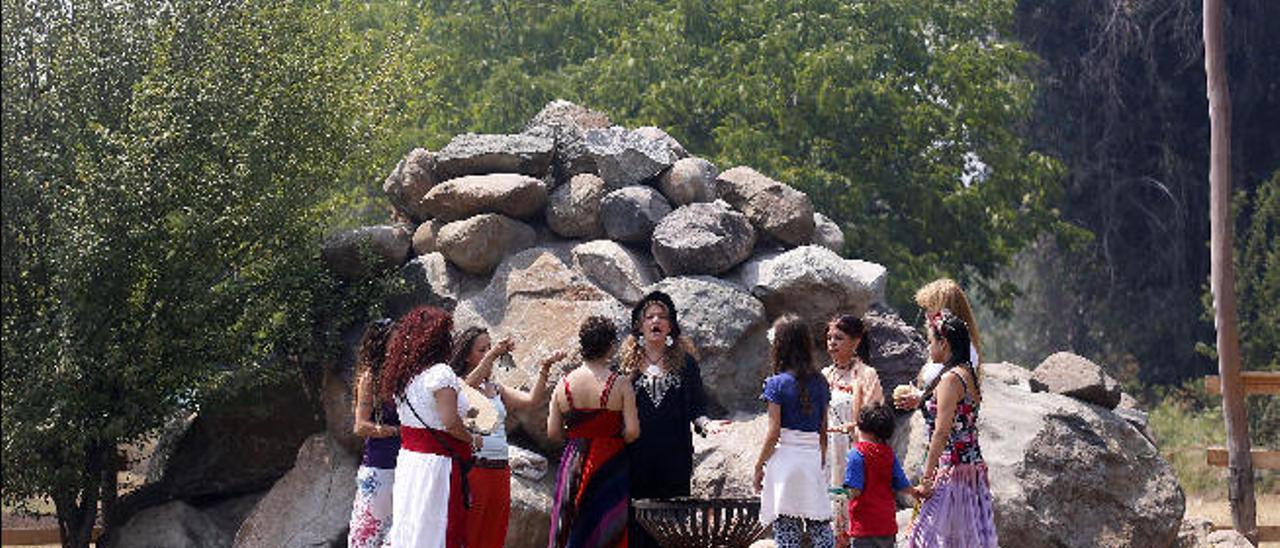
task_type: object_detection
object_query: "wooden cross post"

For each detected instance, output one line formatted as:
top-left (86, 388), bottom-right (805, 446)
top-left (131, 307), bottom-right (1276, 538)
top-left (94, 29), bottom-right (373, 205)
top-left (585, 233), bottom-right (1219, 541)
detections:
top-left (1202, 0), bottom-right (1257, 542)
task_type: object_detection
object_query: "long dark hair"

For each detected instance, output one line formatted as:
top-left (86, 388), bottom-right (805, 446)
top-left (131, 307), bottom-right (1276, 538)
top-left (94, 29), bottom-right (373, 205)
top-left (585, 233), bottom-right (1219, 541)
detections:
top-left (830, 313), bottom-right (871, 364)
top-left (381, 306), bottom-right (454, 403)
top-left (770, 314), bottom-right (822, 416)
top-left (352, 318), bottom-right (395, 420)
top-left (448, 326), bottom-right (489, 377)
top-left (925, 308), bottom-right (979, 399)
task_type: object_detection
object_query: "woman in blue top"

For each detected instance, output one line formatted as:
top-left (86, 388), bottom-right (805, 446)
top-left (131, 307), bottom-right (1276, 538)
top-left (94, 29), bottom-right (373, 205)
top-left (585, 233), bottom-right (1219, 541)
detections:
top-left (754, 314), bottom-right (835, 548)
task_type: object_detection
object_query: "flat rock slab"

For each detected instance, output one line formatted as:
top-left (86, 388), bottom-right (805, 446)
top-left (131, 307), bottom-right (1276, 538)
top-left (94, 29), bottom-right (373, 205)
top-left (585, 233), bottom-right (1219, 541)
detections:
top-left (420, 173), bottom-right (548, 222)
top-left (434, 133), bottom-right (554, 179)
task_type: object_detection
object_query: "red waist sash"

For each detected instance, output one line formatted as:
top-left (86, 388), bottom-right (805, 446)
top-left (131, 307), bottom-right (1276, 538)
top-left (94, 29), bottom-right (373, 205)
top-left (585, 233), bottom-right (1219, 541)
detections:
top-left (401, 425), bottom-right (472, 459)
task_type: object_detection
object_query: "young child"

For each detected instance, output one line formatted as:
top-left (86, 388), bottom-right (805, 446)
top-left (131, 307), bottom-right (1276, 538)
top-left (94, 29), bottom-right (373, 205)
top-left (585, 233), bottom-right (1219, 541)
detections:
top-left (843, 404), bottom-right (912, 548)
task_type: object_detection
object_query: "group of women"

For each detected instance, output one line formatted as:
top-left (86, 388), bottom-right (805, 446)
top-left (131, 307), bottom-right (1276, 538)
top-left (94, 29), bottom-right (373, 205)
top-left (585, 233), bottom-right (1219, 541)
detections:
top-left (345, 278), bottom-right (997, 548)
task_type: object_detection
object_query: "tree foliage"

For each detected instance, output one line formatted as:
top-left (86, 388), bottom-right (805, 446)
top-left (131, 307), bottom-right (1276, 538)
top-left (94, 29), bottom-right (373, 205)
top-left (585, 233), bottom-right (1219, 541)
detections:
top-left (1, 1), bottom-right (417, 544)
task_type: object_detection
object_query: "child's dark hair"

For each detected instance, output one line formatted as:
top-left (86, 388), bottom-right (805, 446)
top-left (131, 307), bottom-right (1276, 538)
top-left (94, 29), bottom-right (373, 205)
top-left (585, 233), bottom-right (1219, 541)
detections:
top-left (770, 314), bottom-right (820, 415)
top-left (579, 316), bottom-right (617, 361)
top-left (857, 404), bottom-right (896, 442)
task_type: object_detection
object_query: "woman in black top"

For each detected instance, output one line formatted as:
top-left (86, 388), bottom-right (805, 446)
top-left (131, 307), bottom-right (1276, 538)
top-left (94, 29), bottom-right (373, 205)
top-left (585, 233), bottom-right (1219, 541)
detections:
top-left (622, 290), bottom-right (712, 548)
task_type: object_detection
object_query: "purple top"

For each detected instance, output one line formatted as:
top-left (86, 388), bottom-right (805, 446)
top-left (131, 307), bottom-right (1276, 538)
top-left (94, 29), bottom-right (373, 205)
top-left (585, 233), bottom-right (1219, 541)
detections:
top-left (362, 402), bottom-right (401, 469)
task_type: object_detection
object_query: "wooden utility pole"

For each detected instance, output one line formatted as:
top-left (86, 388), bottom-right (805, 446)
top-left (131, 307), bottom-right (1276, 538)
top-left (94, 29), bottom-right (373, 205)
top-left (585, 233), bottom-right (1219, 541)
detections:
top-left (1202, 0), bottom-right (1257, 542)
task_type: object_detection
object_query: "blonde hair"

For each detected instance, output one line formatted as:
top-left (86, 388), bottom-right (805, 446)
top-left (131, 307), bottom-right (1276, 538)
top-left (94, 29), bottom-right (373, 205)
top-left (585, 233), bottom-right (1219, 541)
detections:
top-left (914, 278), bottom-right (982, 356)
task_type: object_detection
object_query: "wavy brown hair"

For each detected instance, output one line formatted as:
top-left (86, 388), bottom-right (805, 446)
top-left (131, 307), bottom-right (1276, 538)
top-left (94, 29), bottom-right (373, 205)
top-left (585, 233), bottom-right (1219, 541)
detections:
top-left (351, 318), bottom-right (395, 419)
top-left (771, 314), bottom-right (821, 415)
top-left (620, 298), bottom-right (687, 377)
top-left (380, 306), bottom-right (454, 403)
top-left (448, 326), bottom-right (489, 376)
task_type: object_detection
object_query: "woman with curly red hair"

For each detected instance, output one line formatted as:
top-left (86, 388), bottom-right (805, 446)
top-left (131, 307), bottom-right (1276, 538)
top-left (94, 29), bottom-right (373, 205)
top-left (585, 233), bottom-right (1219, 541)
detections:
top-left (382, 305), bottom-right (478, 548)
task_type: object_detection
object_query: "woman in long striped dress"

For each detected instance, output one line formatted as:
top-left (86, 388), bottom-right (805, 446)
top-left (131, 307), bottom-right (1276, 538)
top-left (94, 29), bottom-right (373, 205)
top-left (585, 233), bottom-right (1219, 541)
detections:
top-left (547, 316), bottom-right (640, 548)
top-left (382, 305), bottom-right (480, 548)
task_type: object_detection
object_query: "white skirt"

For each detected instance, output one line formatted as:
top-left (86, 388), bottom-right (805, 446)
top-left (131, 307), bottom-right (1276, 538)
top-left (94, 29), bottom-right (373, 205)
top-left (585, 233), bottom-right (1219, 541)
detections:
top-left (389, 450), bottom-right (455, 548)
top-left (759, 429), bottom-right (832, 524)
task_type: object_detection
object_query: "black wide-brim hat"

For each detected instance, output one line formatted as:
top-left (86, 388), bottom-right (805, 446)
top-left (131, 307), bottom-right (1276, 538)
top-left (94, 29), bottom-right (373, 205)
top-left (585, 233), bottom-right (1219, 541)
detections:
top-left (630, 290), bottom-right (681, 339)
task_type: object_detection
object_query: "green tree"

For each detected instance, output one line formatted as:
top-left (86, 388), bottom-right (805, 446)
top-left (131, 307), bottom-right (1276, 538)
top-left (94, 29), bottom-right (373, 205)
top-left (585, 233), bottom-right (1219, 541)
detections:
top-left (1, 2), bottom-right (409, 545)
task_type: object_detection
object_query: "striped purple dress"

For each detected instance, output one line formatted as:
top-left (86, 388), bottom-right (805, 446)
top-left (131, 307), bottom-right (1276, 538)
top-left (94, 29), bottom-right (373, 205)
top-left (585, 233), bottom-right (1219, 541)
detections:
top-left (907, 374), bottom-right (998, 547)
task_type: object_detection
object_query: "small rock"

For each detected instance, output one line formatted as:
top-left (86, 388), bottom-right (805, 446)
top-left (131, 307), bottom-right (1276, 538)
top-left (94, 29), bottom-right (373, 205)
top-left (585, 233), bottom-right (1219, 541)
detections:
top-left (633, 126), bottom-right (689, 159)
top-left (811, 212), bottom-right (845, 254)
top-left (1031, 352), bottom-right (1123, 409)
top-left (545, 173), bottom-right (609, 239)
top-left (658, 157), bottom-right (718, 206)
top-left (382, 148), bottom-right (437, 222)
top-left (651, 202), bottom-right (756, 276)
top-left (411, 219), bottom-right (443, 256)
top-left (583, 127), bottom-right (676, 187)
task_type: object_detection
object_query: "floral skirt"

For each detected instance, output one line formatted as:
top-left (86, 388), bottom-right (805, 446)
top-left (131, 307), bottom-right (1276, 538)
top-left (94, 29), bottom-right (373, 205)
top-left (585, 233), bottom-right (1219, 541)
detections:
top-left (906, 463), bottom-right (997, 548)
top-left (349, 466), bottom-right (395, 548)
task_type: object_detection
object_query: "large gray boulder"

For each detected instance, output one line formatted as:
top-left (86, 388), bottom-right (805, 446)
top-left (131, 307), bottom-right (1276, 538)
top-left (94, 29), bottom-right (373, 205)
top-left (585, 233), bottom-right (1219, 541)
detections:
top-left (437, 214), bottom-right (537, 274)
top-left (545, 173), bottom-right (609, 239)
top-left (1031, 352), bottom-right (1124, 409)
top-left (382, 148), bottom-right (437, 222)
top-left (811, 212), bottom-right (845, 254)
top-left (106, 495), bottom-right (261, 548)
top-left (900, 362), bottom-right (1184, 548)
top-left (571, 240), bottom-right (659, 306)
top-left (452, 245), bottom-right (628, 451)
top-left (647, 277), bottom-right (770, 414)
top-left (691, 413), bottom-right (769, 498)
top-left (600, 186), bottom-right (672, 243)
top-left (651, 201), bottom-right (756, 277)
top-left (523, 100), bottom-right (612, 180)
top-left (658, 157), bottom-right (718, 206)
top-left (633, 126), bottom-right (689, 159)
top-left (420, 173), bottom-right (548, 222)
top-left (583, 127), bottom-right (676, 187)
top-left (506, 473), bottom-right (555, 548)
top-left (434, 133), bottom-right (554, 179)
top-left (321, 224), bottom-right (413, 281)
top-left (863, 309), bottom-right (927, 396)
top-left (233, 434), bottom-right (357, 548)
top-left (715, 166), bottom-right (815, 246)
top-left (734, 246), bottom-right (886, 322)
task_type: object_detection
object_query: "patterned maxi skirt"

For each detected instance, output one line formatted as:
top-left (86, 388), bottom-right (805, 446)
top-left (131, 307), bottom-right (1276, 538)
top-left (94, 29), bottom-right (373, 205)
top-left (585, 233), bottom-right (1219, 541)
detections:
top-left (906, 463), bottom-right (998, 547)
top-left (548, 410), bottom-right (629, 548)
top-left (349, 466), bottom-right (394, 548)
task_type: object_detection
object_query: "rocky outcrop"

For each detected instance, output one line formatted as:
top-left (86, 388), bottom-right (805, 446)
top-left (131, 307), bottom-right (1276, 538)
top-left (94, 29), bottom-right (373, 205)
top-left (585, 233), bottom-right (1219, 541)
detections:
top-left (600, 186), bottom-right (672, 243)
top-left (106, 494), bottom-right (261, 548)
top-left (507, 473), bottom-right (555, 548)
top-left (434, 133), bottom-right (554, 179)
top-left (735, 246), bottom-right (886, 322)
top-left (452, 245), bottom-right (629, 451)
top-left (901, 362), bottom-right (1184, 548)
top-left (382, 148), bottom-right (437, 221)
top-left (233, 434), bottom-right (358, 548)
top-left (321, 224), bottom-right (413, 280)
top-left (651, 202), bottom-right (756, 277)
top-left (1031, 351), bottom-right (1124, 409)
top-left (420, 173), bottom-right (548, 222)
top-left (715, 166), bottom-right (815, 246)
top-left (437, 214), bottom-right (537, 274)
